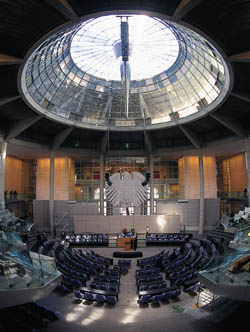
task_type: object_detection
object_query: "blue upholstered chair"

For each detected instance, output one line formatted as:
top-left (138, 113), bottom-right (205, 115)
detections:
top-left (139, 295), bottom-right (151, 305)
top-left (106, 296), bottom-right (118, 305)
top-left (95, 294), bottom-right (106, 303)
top-left (85, 292), bottom-right (95, 302)
top-left (151, 294), bottom-right (162, 305)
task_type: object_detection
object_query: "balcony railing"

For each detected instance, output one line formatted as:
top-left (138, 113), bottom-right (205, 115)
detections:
top-left (0, 210), bottom-right (60, 291)
top-left (217, 191), bottom-right (248, 199)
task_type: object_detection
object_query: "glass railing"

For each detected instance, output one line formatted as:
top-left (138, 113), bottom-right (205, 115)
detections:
top-left (233, 224), bottom-right (250, 243)
top-left (0, 252), bottom-right (59, 290)
top-left (199, 250), bottom-right (250, 286)
top-left (0, 209), bottom-right (34, 233)
top-left (0, 210), bottom-right (60, 291)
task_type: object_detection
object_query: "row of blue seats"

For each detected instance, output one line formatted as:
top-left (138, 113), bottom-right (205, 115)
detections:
top-left (63, 250), bottom-right (102, 274)
top-left (94, 275), bottom-right (120, 285)
top-left (65, 247), bottom-right (111, 272)
top-left (90, 283), bottom-right (119, 293)
top-left (162, 248), bottom-right (193, 271)
top-left (65, 234), bottom-right (109, 246)
top-left (62, 274), bottom-right (85, 289)
top-left (113, 265), bottom-right (128, 274)
top-left (136, 267), bottom-right (161, 277)
top-left (58, 255), bottom-right (93, 277)
top-left (74, 290), bottom-right (118, 304)
top-left (84, 251), bottom-right (111, 266)
top-left (137, 275), bottom-right (163, 285)
top-left (104, 269), bottom-right (120, 277)
top-left (137, 252), bottom-right (164, 267)
top-left (169, 269), bottom-right (198, 286)
top-left (139, 288), bottom-right (181, 305)
top-left (148, 234), bottom-right (191, 240)
top-left (58, 264), bottom-right (87, 283)
top-left (118, 259), bottom-right (131, 267)
top-left (138, 282), bottom-right (167, 292)
top-left (146, 233), bottom-right (192, 246)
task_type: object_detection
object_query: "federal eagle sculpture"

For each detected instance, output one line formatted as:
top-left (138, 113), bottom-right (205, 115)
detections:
top-left (105, 171), bottom-right (149, 207)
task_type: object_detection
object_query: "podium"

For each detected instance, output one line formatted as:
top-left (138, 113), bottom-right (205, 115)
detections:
top-left (117, 237), bottom-right (132, 250)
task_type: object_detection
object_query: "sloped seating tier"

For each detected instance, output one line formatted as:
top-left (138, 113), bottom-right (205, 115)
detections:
top-left (168, 268), bottom-right (198, 286)
top-left (65, 233), bottom-right (109, 247)
top-left (50, 242), bottom-right (115, 292)
top-left (134, 237), bottom-right (222, 305)
top-left (146, 233), bottom-right (192, 246)
top-left (0, 302), bottom-right (58, 331)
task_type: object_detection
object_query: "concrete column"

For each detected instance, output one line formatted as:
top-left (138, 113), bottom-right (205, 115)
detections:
top-left (245, 138), bottom-right (250, 207)
top-left (100, 154), bottom-right (104, 215)
top-left (198, 149), bottom-right (205, 234)
top-left (0, 141), bottom-right (7, 211)
top-left (49, 151), bottom-right (55, 237)
top-left (149, 153), bottom-right (154, 215)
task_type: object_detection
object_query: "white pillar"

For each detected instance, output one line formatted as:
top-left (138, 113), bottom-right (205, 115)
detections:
top-left (49, 151), bottom-right (55, 237)
top-left (245, 138), bottom-right (250, 207)
top-left (100, 154), bottom-right (104, 215)
top-left (0, 141), bottom-right (7, 211)
top-left (198, 149), bottom-right (205, 234)
top-left (149, 154), bottom-right (154, 215)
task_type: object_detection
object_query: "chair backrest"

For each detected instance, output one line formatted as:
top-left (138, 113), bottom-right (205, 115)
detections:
top-left (106, 296), bottom-right (117, 304)
top-left (151, 294), bottom-right (162, 302)
top-left (96, 294), bottom-right (106, 302)
top-left (141, 295), bottom-right (151, 303)
top-left (85, 292), bottom-right (95, 301)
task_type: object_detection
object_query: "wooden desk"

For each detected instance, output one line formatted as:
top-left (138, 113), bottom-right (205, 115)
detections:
top-left (117, 237), bottom-right (133, 250)
top-left (117, 237), bottom-right (132, 250)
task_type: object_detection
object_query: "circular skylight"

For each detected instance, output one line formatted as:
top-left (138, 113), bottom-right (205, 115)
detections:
top-left (70, 15), bottom-right (179, 81)
top-left (21, 12), bottom-right (231, 130)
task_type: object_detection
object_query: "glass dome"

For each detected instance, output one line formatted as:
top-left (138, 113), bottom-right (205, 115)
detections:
top-left (21, 13), bottom-right (230, 130)
top-left (70, 15), bottom-right (179, 81)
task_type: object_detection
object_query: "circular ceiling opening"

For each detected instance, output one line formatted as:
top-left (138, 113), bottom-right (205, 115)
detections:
top-left (70, 15), bottom-right (179, 81)
top-left (20, 12), bottom-right (231, 130)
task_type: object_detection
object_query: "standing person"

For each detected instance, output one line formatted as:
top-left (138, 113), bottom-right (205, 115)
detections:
top-left (134, 235), bottom-right (137, 251)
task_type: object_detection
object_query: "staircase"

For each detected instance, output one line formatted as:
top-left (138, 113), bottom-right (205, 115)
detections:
top-left (206, 229), bottom-right (234, 245)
